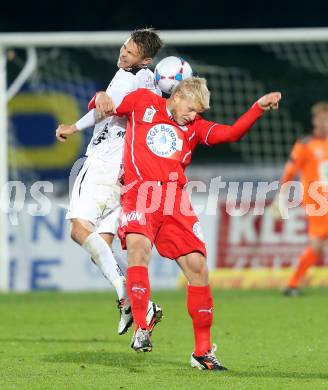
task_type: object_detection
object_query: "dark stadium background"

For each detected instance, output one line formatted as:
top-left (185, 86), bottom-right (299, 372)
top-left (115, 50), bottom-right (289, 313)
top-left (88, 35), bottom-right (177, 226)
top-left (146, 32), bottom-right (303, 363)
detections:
top-left (2, 0), bottom-right (327, 166)
top-left (1, 0), bottom-right (328, 31)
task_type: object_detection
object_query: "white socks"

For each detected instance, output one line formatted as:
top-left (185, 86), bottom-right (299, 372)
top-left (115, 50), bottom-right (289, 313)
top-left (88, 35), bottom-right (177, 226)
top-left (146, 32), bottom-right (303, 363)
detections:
top-left (82, 232), bottom-right (126, 300)
top-left (113, 252), bottom-right (128, 275)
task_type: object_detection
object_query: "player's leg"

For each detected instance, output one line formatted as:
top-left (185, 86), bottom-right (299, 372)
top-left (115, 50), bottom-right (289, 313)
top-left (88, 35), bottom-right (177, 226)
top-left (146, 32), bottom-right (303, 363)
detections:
top-left (155, 187), bottom-right (226, 369)
top-left (67, 158), bottom-right (126, 301)
top-left (176, 253), bottom-right (227, 371)
top-left (95, 187), bottom-right (162, 336)
top-left (125, 231), bottom-right (163, 333)
top-left (284, 237), bottom-right (323, 295)
top-left (101, 227), bottom-right (162, 335)
top-left (96, 211), bottom-right (132, 335)
top-left (126, 233), bottom-right (152, 330)
top-left (100, 232), bottom-right (132, 335)
top-left (125, 233), bottom-right (153, 352)
top-left (118, 184), bottom-right (164, 350)
top-left (284, 215), bottom-right (325, 295)
top-left (71, 218), bottom-right (126, 299)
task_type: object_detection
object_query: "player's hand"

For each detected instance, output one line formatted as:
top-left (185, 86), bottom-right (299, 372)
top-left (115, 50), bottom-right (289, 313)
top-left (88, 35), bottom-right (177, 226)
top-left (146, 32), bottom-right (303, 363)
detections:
top-left (56, 124), bottom-right (77, 143)
top-left (258, 92), bottom-right (282, 111)
top-left (95, 92), bottom-right (117, 119)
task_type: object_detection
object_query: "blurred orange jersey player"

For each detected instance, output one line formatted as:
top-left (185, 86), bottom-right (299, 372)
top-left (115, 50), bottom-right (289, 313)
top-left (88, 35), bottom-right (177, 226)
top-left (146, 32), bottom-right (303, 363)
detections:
top-left (280, 101), bottom-right (328, 295)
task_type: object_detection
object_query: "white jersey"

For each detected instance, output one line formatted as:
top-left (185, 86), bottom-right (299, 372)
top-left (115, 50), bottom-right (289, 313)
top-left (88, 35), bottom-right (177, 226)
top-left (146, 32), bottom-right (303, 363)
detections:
top-left (85, 67), bottom-right (161, 163)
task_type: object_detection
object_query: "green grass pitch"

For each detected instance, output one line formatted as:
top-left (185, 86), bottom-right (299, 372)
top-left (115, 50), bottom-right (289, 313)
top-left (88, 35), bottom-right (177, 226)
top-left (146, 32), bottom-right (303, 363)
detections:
top-left (0, 289), bottom-right (327, 389)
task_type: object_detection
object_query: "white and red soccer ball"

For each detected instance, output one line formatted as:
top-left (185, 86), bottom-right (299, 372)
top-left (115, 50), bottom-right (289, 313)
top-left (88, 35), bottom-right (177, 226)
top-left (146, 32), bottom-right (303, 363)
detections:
top-left (154, 56), bottom-right (193, 95)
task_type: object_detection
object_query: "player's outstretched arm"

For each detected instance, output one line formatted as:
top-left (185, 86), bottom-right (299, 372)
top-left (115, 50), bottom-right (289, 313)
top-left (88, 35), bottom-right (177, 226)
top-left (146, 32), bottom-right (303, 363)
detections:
top-left (55, 109), bottom-right (99, 142)
top-left (56, 124), bottom-right (78, 142)
top-left (202, 91), bottom-right (282, 145)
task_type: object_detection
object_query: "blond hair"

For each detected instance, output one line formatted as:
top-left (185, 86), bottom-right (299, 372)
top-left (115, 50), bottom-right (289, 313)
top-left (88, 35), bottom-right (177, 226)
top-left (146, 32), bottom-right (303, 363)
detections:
top-left (311, 101), bottom-right (328, 116)
top-left (172, 77), bottom-right (210, 110)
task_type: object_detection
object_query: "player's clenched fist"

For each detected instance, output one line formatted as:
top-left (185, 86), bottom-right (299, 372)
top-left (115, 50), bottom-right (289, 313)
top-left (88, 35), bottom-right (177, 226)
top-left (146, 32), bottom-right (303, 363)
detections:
top-left (95, 91), bottom-right (117, 119)
top-left (56, 124), bottom-right (77, 142)
top-left (258, 92), bottom-right (282, 111)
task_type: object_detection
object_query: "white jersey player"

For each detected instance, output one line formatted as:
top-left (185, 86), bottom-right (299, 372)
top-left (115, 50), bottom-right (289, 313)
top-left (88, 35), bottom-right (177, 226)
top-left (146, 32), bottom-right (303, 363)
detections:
top-left (56, 29), bottom-right (163, 335)
top-left (67, 66), bottom-right (161, 232)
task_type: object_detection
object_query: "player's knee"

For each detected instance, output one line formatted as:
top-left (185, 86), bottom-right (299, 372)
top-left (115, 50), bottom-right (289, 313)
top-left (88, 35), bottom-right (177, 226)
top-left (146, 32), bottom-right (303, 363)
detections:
top-left (99, 233), bottom-right (114, 249)
top-left (195, 267), bottom-right (209, 285)
top-left (188, 254), bottom-right (208, 279)
top-left (70, 223), bottom-right (80, 244)
top-left (126, 234), bottom-right (152, 265)
top-left (70, 221), bottom-right (85, 244)
top-left (70, 219), bottom-right (94, 245)
top-left (127, 246), bottom-right (151, 266)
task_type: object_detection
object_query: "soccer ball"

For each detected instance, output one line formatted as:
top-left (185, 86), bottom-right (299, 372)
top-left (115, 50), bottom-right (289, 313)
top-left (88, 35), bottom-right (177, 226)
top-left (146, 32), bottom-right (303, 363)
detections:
top-left (154, 56), bottom-right (193, 95)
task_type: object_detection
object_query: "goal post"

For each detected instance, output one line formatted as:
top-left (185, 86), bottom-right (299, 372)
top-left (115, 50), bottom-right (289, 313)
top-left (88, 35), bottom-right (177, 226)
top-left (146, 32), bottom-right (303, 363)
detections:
top-left (1, 27), bottom-right (328, 291)
top-left (0, 46), bottom-right (9, 291)
top-left (1, 28), bottom-right (328, 47)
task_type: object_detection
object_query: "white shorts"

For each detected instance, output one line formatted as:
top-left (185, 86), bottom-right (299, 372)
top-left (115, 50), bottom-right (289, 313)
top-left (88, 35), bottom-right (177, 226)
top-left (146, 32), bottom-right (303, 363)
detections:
top-left (66, 155), bottom-right (122, 235)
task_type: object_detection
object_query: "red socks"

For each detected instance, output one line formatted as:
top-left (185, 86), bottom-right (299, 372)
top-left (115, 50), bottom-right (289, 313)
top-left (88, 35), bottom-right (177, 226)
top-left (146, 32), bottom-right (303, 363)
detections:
top-left (126, 266), bottom-right (150, 331)
top-left (127, 267), bottom-right (214, 354)
top-left (187, 285), bottom-right (213, 356)
top-left (288, 247), bottom-right (318, 288)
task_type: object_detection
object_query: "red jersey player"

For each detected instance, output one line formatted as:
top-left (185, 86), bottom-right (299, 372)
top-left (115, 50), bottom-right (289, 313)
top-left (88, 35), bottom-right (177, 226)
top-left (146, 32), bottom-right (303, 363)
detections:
top-left (111, 77), bottom-right (281, 370)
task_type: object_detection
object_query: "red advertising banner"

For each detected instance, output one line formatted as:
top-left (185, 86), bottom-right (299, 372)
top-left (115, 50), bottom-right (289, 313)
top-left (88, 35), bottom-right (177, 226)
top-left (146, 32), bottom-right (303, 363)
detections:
top-left (217, 201), bottom-right (327, 268)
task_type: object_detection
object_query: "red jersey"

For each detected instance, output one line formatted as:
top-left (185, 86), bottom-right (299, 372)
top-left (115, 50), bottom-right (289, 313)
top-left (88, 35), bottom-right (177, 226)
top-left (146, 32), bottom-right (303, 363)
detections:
top-left (116, 88), bottom-right (264, 186)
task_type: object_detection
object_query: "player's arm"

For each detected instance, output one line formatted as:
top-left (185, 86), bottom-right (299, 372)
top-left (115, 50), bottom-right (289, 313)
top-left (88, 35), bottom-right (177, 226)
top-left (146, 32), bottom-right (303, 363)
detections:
top-left (198, 92), bottom-right (281, 145)
top-left (56, 77), bottom-right (138, 142)
top-left (279, 142), bottom-right (307, 189)
top-left (281, 140), bottom-right (307, 183)
top-left (88, 91), bottom-right (116, 119)
top-left (280, 160), bottom-right (298, 184)
top-left (56, 110), bottom-right (99, 142)
top-left (272, 157), bottom-right (298, 212)
top-left (56, 92), bottom-right (124, 142)
top-left (271, 141), bottom-right (306, 218)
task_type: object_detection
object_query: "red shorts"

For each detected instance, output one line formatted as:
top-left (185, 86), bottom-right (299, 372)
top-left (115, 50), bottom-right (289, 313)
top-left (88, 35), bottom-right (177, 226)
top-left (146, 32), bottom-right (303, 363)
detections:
top-left (118, 182), bottom-right (207, 260)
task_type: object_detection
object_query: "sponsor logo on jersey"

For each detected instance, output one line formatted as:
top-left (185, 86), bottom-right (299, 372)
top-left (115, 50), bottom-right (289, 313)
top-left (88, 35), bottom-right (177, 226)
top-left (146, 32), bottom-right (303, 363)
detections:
top-left (193, 221), bottom-right (204, 242)
top-left (146, 124), bottom-right (183, 158)
top-left (93, 124), bottom-right (109, 145)
top-left (142, 107), bottom-right (157, 123)
top-left (93, 125), bottom-right (126, 146)
top-left (111, 129), bottom-right (126, 139)
top-left (121, 210), bottom-right (143, 226)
